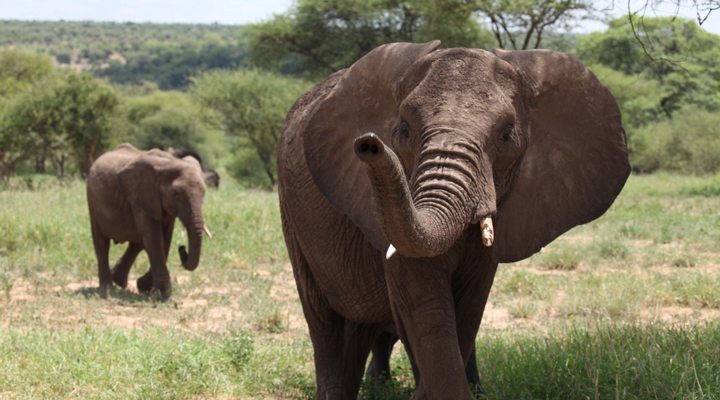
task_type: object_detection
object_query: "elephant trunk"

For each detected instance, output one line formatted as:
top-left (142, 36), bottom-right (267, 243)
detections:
top-left (354, 132), bottom-right (478, 259)
top-left (178, 204), bottom-right (203, 271)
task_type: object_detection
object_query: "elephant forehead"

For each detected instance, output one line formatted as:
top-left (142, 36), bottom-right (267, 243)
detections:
top-left (402, 54), bottom-right (518, 116)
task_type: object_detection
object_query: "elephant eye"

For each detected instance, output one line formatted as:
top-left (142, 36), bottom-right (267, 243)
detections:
top-left (392, 121), bottom-right (411, 150)
top-left (394, 121), bottom-right (410, 139)
top-left (499, 124), bottom-right (514, 142)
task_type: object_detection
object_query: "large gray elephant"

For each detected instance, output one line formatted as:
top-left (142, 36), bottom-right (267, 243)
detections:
top-left (278, 41), bottom-right (630, 399)
top-left (87, 143), bottom-right (209, 300)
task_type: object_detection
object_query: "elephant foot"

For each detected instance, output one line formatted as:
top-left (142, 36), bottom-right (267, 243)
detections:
top-left (136, 273), bottom-right (153, 293)
top-left (99, 283), bottom-right (110, 299)
top-left (111, 266), bottom-right (129, 289)
top-left (150, 286), bottom-right (172, 302)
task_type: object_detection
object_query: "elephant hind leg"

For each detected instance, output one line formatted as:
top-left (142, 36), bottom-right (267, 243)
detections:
top-left (90, 221), bottom-right (112, 297)
top-left (136, 270), bottom-right (153, 293)
top-left (366, 330), bottom-right (397, 382)
top-left (111, 242), bottom-right (143, 288)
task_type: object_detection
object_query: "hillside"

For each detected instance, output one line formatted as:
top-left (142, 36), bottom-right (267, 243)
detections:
top-left (0, 20), bottom-right (249, 89)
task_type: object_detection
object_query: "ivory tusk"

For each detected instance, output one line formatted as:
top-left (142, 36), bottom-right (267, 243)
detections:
top-left (481, 217), bottom-right (494, 247)
top-left (203, 224), bottom-right (213, 240)
top-left (386, 244), bottom-right (397, 260)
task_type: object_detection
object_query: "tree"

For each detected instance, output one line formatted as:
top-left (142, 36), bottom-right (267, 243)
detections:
top-left (0, 50), bottom-right (57, 179)
top-left (191, 69), bottom-right (310, 186)
top-left (475, 0), bottom-right (595, 49)
top-left (0, 49), bottom-right (54, 97)
top-left (245, 0), bottom-right (495, 78)
top-left (1, 73), bottom-right (121, 179)
top-left (577, 16), bottom-right (720, 116)
top-left (56, 74), bottom-right (121, 176)
top-left (124, 90), bottom-right (226, 165)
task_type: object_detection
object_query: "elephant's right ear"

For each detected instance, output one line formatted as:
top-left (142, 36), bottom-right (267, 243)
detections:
top-left (303, 41), bottom-right (441, 252)
top-left (118, 155), bottom-right (162, 221)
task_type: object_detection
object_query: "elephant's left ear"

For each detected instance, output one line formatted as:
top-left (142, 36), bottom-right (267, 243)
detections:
top-left (492, 49), bottom-right (631, 263)
top-left (118, 155), bottom-right (163, 221)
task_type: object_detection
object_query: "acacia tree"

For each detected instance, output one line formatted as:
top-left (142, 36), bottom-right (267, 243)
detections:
top-left (577, 16), bottom-right (720, 116)
top-left (0, 50), bottom-right (56, 179)
top-left (191, 69), bottom-right (310, 186)
top-left (0, 72), bottom-right (120, 179)
top-left (475, 0), bottom-right (595, 49)
top-left (56, 74), bottom-right (120, 176)
top-left (245, 0), bottom-right (495, 78)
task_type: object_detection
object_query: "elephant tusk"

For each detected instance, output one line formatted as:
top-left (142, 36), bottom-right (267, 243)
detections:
top-left (386, 244), bottom-right (397, 260)
top-left (481, 217), bottom-right (494, 247)
top-left (203, 224), bottom-right (213, 240)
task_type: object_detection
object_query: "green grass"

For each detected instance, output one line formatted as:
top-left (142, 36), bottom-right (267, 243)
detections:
top-left (0, 173), bottom-right (719, 398)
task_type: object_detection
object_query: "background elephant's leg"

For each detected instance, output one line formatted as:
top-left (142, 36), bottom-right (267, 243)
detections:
top-left (136, 270), bottom-right (153, 293)
top-left (90, 222), bottom-right (112, 296)
top-left (162, 220), bottom-right (175, 263)
top-left (111, 242), bottom-right (143, 288)
top-left (385, 257), bottom-right (471, 400)
top-left (365, 330), bottom-right (398, 382)
top-left (138, 220), bottom-right (171, 299)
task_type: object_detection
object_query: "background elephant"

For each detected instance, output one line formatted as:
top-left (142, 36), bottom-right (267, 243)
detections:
top-left (278, 41), bottom-right (630, 399)
top-left (87, 143), bottom-right (209, 299)
top-left (168, 147), bottom-right (221, 188)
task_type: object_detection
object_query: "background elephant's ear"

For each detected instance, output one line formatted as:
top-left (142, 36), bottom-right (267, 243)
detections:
top-left (303, 41), bottom-right (441, 252)
top-left (118, 155), bottom-right (163, 221)
top-left (492, 49), bottom-right (631, 263)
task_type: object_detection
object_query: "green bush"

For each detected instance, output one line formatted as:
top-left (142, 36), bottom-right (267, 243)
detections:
top-left (633, 107), bottom-right (720, 173)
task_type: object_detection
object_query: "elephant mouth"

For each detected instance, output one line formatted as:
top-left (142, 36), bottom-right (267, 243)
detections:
top-left (385, 215), bottom-right (493, 260)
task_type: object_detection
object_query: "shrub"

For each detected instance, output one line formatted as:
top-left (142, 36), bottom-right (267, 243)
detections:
top-left (632, 107), bottom-right (720, 174)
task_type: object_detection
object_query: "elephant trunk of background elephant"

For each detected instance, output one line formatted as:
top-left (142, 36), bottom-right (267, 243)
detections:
top-left (178, 203), bottom-right (203, 271)
top-left (354, 133), bottom-right (473, 259)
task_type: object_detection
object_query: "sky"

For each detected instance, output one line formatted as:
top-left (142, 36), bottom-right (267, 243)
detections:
top-left (1, 0), bottom-right (719, 34)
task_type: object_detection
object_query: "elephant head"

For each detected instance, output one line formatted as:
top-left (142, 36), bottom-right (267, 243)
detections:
top-left (119, 151), bottom-right (207, 270)
top-left (303, 41), bottom-right (630, 261)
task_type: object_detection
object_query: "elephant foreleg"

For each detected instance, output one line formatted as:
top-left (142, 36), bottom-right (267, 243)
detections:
top-left (136, 219), bottom-right (171, 300)
top-left (162, 220), bottom-right (175, 262)
top-left (453, 247), bottom-right (499, 396)
top-left (111, 242), bottom-right (143, 289)
top-left (385, 257), bottom-right (471, 400)
top-left (90, 221), bottom-right (112, 298)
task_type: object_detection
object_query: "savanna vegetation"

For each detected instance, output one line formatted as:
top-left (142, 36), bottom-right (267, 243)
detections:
top-left (1, 0), bottom-right (720, 398)
top-left (1, 174), bottom-right (720, 398)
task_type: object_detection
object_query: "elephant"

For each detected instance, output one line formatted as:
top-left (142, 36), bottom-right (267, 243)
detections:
top-left (168, 147), bottom-right (221, 188)
top-left (277, 41), bottom-right (630, 399)
top-left (87, 143), bottom-right (210, 300)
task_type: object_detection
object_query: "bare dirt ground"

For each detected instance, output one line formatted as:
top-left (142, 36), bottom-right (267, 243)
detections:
top-left (4, 259), bottom-right (718, 340)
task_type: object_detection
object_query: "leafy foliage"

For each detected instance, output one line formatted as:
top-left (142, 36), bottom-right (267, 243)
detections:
top-left (0, 20), bottom-right (248, 90)
top-left (191, 69), bottom-right (310, 187)
top-left (0, 67), bottom-right (120, 178)
top-left (477, 0), bottom-right (595, 49)
top-left (123, 90), bottom-right (226, 166)
top-left (244, 0), bottom-right (496, 78)
top-left (578, 16), bottom-right (720, 115)
top-left (633, 107), bottom-right (720, 173)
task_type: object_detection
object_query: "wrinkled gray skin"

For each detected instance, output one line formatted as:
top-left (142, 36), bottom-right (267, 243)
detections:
top-left (278, 41), bottom-right (630, 399)
top-left (87, 143), bottom-right (207, 300)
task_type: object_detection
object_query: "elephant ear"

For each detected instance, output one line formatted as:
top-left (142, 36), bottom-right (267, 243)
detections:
top-left (303, 41), bottom-right (441, 252)
top-left (118, 154), bottom-right (163, 221)
top-left (492, 49), bottom-right (630, 263)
